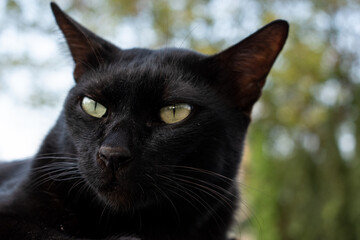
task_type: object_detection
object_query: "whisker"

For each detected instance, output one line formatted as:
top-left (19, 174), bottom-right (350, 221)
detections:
top-left (171, 175), bottom-right (235, 212)
top-left (178, 24), bottom-right (199, 49)
top-left (28, 158), bottom-right (82, 191)
top-left (32, 164), bottom-right (78, 173)
top-left (172, 173), bottom-right (239, 200)
top-left (35, 152), bottom-right (78, 157)
top-left (30, 170), bottom-right (81, 187)
top-left (32, 156), bottom-right (78, 161)
top-left (157, 174), bottom-right (227, 230)
top-left (162, 165), bottom-right (236, 184)
top-left (75, 181), bottom-right (94, 202)
top-left (157, 174), bottom-right (204, 212)
top-left (236, 198), bottom-right (263, 236)
top-left (145, 174), bottom-right (181, 224)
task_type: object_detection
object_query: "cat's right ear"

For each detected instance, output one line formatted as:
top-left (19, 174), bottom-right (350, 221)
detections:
top-left (50, 2), bottom-right (120, 82)
top-left (203, 20), bottom-right (289, 116)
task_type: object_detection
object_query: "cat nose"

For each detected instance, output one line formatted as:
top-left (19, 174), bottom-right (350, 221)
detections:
top-left (98, 146), bottom-right (132, 170)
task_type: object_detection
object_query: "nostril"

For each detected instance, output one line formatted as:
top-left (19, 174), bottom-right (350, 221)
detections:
top-left (98, 151), bottom-right (107, 160)
top-left (98, 151), bottom-right (109, 167)
top-left (98, 146), bottom-right (132, 170)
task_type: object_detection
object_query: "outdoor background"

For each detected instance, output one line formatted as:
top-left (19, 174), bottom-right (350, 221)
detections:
top-left (0, 0), bottom-right (359, 239)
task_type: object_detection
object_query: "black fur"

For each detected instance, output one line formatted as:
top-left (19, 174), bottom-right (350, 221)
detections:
top-left (0, 3), bottom-right (288, 240)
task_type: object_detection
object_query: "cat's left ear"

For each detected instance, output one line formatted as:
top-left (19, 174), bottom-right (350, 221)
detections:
top-left (206, 20), bottom-right (289, 116)
top-left (51, 2), bottom-right (120, 82)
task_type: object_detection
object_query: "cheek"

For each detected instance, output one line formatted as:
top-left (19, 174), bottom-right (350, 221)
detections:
top-left (66, 115), bottom-right (104, 155)
top-left (143, 119), bottom-right (226, 168)
top-left (67, 125), bottom-right (105, 186)
top-left (77, 150), bottom-right (121, 197)
top-left (77, 147), bottom-right (102, 179)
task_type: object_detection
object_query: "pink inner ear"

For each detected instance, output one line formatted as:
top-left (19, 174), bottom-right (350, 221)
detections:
top-left (213, 20), bottom-right (289, 115)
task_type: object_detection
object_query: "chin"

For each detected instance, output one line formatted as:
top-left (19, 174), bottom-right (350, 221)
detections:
top-left (94, 178), bottom-right (152, 211)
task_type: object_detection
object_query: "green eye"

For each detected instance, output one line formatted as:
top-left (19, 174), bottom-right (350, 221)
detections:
top-left (81, 97), bottom-right (107, 118)
top-left (160, 104), bottom-right (192, 124)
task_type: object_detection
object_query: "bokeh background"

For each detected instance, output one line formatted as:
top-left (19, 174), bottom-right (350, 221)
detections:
top-left (1, 0), bottom-right (359, 239)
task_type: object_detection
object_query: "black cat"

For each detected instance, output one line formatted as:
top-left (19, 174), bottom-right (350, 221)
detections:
top-left (0, 2), bottom-right (288, 240)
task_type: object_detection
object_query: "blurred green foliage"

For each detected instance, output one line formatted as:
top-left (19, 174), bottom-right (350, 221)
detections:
top-left (1, 0), bottom-right (359, 239)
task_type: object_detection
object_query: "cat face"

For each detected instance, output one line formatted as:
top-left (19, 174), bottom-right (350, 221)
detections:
top-left (63, 48), bottom-right (244, 209)
top-left (51, 3), bottom-right (288, 210)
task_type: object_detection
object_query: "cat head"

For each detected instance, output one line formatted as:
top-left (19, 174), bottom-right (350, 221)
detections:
top-left (51, 3), bottom-right (288, 210)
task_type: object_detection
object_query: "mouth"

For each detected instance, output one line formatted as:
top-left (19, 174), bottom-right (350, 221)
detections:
top-left (96, 174), bottom-right (162, 211)
top-left (95, 169), bottom-right (148, 210)
top-left (81, 158), bottom-right (156, 210)
top-left (97, 182), bottom-right (134, 209)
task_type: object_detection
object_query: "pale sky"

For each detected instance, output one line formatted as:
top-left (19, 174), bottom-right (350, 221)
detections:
top-left (0, 0), bottom-right (72, 160)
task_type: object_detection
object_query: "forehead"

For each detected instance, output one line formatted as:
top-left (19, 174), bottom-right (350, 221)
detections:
top-left (76, 48), bottom-right (207, 104)
top-left (113, 47), bottom-right (203, 83)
